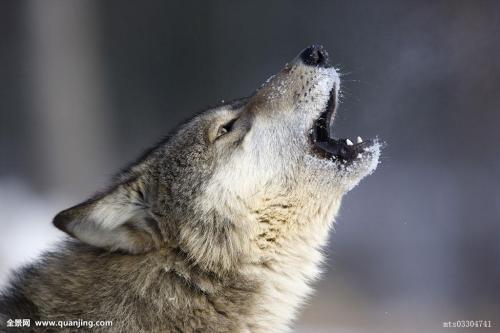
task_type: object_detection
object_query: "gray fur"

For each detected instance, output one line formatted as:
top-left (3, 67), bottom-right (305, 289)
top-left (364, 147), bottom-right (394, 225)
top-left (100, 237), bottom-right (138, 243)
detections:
top-left (0, 47), bottom-right (380, 333)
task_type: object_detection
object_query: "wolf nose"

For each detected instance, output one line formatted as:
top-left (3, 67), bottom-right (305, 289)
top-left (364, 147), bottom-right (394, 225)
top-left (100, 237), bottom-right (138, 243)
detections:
top-left (300, 45), bottom-right (330, 67)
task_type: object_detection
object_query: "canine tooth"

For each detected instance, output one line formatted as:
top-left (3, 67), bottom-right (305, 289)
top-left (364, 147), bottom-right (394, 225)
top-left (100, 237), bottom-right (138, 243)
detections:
top-left (346, 139), bottom-right (353, 146)
top-left (357, 153), bottom-right (362, 159)
top-left (356, 136), bottom-right (363, 143)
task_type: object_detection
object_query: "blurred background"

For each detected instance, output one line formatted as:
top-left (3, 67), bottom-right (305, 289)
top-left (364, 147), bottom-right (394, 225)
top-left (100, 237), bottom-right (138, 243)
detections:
top-left (1, 0), bottom-right (499, 332)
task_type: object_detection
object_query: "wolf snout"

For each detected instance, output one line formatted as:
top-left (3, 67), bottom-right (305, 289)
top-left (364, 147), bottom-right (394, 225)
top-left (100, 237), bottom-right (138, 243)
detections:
top-left (300, 44), bottom-right (331, 68)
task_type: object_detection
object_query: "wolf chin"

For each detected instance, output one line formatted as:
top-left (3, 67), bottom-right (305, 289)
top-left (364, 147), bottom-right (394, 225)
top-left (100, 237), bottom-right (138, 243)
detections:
top-left (0, 45), bottom-right (380, 333)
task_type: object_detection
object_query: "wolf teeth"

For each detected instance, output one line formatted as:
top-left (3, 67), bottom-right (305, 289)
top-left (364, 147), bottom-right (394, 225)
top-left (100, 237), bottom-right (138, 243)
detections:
top-left (346, 139), bottom-right (353, 146)
top-left (356, 136), bottom-right (363, 143)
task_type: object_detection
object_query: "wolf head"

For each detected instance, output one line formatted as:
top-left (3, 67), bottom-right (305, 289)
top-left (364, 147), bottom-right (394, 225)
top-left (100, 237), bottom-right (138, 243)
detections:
top-left (54, 45), bottom-right (380, 274)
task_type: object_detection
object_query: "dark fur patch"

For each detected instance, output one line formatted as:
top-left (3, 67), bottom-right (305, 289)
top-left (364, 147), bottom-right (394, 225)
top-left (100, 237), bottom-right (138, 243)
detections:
top-left (0, 265), bottom-right (41, 325)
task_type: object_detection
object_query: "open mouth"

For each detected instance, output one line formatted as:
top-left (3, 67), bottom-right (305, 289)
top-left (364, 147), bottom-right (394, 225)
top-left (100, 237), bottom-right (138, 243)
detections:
top-left (309, 86), bottom-right (373, 163)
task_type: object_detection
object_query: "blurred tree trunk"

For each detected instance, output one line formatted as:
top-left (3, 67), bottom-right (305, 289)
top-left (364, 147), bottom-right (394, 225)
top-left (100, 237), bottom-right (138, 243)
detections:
top-left (27, 0), bottom-right (114, 195)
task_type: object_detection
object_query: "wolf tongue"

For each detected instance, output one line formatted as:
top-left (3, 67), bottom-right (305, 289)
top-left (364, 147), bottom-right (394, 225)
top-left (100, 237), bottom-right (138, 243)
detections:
top-left (315, 138), bottom-right (356, 160)
top-left (315, 140), bottom-right (342, 156)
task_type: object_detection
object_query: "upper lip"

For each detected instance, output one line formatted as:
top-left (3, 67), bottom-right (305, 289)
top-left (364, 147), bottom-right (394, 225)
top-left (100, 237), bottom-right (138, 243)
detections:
top-left (309, 85), bottom-right (371, 162)
top-left (312, 83), bottom-right (338, 142)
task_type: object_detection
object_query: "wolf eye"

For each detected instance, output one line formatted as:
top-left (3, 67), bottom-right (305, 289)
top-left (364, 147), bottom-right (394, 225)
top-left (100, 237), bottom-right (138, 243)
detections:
top-left (216, 118), bottom-right (238, 139)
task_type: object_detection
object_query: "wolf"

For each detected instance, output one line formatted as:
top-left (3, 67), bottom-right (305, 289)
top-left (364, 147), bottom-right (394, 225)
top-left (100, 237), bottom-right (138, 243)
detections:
top-left (0, 45), bottom-right (380, 332)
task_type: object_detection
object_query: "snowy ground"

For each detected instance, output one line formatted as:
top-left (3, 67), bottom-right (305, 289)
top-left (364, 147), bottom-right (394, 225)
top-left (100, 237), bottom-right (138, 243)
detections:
top-left (0, 179), bottom-right (67, 285)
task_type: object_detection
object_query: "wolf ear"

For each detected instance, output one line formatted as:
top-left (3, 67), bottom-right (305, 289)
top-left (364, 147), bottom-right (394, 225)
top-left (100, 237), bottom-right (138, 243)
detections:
top-left (53, 178), bottom-right (162, 253)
